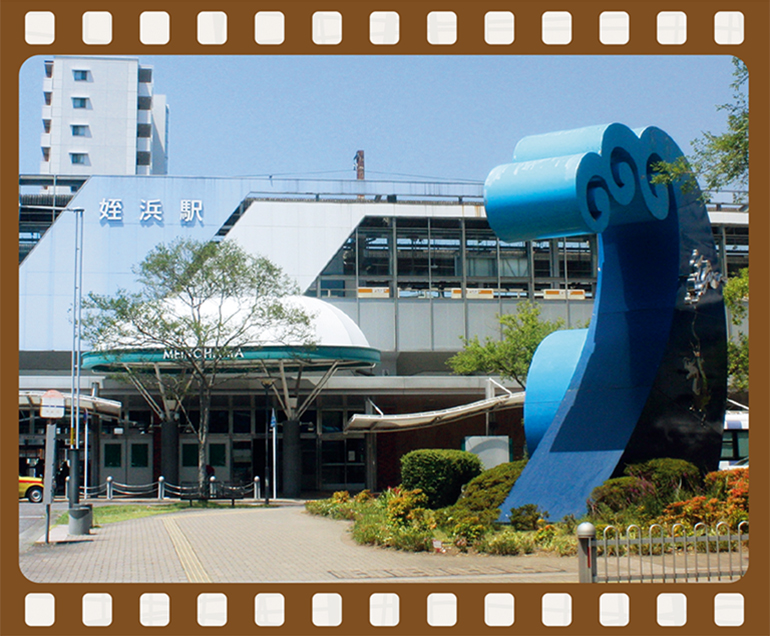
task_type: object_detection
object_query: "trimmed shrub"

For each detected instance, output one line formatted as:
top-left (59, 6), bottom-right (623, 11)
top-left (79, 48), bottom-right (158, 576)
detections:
top-left (589, 476), bottom-right (652, 512)
top-left (400, 449), bottom-right (483, 509)
top-left (624, 458), bottom-right (701, 500)
top-left (477, 528), bottom-right (536, 555)
top-left (454, 460), bottom-right (528, 512)
top-left (507, 503), bottom-right (547, 530)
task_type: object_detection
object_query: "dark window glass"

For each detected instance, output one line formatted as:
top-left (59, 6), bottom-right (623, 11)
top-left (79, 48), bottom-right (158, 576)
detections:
top-left (210, 443), bottom-right (226, 467)
top-left (321, 411), bottom-right (343, 433)
top-left (322, 440), bottom-right (345, 464)
top-left (209, 410), bottom-right (229, 434)
top-left (138, 68), bottom-right (153, 83)
top-left (233, 410), bottom-right (251, 434)
top-left (43, 119), bottom-right (51, 133)
top-left (73, 70), bottom-right (89, 81)
top-left (137, 95), bottom-right (152, 110)
top-left (70, 153), bottom-right (88, 165)
top-left (44, 62), bottom-right (53, 78)
top-left (44, 92), bottom-right (52, 105)
top-left (136, 151), bottom-right (151, 166)
top-left (104, 444), bottom-right (122, 468)
top-left (71, 125), bottom-right (88, 137)
top-left (72, 97), bottom-right (88, 109)
top-left (182, 443), bottom-right (198, 467)
top-left (42, 148), bottom-right (50, 161)
top-left (130, 444), bottom-right (149, 468)
top-left (137, 123), bottom-right (152, 138)
top-left (736, 431), bottom-right (749, 458)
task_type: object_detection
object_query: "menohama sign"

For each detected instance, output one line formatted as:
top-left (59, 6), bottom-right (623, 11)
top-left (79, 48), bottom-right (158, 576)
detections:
top-left (163, 347), bottom-right (245, 361)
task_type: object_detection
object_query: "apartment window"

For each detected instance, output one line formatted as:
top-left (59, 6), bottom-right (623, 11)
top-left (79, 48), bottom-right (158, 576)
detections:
top-left (44, 61), bottom-right (53, 78)
top-left (44, 92), bottom-right (52, 106)
top-left (43, 120), bottom-right (51, 133)
top-left (137, 123), bottom-right (152, 138)
top-left (41, 147), bottom-right (50, 161)
top-left (136, 151), bottom-right (152, 166)
top-left (209, 444), bottom-right (227, 468)
top-left (137, 96), bottom-right (152, 110)
top-left (138, 67), bottom-right (153, 83)
top-left (70, 153), bottom-right (88, 165)
top-left (72, 97), bottom-right (89, 109)
top-left (73, 69), bottom-right (90, 81)
top-left (71, 125), bottom-right (89, 137)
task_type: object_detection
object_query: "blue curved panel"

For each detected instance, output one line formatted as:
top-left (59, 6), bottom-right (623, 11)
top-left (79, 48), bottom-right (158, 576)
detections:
top-left (487, 124), bottom-right (727, 521)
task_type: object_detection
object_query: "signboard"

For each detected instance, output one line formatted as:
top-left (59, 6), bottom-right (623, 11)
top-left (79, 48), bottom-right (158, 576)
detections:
top-left (43, 423), bottom-right (56, 506)
top-left (40, 389), bottom-right (65, 419)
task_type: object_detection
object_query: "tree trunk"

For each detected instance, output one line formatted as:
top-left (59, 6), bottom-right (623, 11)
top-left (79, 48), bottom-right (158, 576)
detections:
top-left (198, 385), bottom-right (211, 497)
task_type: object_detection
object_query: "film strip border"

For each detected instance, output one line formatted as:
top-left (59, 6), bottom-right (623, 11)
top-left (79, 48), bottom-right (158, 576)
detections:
top-left (22, 9), bottom-right (746, 48)
top-left (23, 588), bottom-right (749, 629)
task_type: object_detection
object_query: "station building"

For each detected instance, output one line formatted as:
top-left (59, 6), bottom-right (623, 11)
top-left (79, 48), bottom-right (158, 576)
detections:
top-left (18, 174), bottom-right (749, 494)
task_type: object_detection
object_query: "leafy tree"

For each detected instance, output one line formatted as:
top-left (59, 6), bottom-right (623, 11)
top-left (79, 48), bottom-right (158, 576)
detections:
top-left (447, 301), bottom-right (564, 388)
top-left (83, 238), bottom-right (313, 494)
top-left (723, 268), bottom-right (749, 395)
top-left (652, 57), bottom-right (748, 201)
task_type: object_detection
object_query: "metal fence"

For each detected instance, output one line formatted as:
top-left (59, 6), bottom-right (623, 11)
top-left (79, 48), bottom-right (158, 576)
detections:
top-left (577, 521), bottom-right (748, 583)
top-left (69, 475), bottom-right (262, 501)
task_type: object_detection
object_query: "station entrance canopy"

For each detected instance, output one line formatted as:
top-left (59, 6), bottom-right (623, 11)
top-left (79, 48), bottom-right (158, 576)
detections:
top-left (345, 391), bottom-right (525, 432)
top-left (19, 390), bottom-right (122, 419)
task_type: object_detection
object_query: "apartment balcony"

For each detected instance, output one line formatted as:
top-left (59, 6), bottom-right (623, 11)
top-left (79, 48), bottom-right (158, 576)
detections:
top-left (42, 78), bottom-right (52, 93)
top-left (137, 109), bottom-right (151, 125)
top-left (40, 133), bottom-right (51, 147)
top-left (138, 82), bottom-right (152, 97)
top-left (136, 137), bottom-right (151, 152)
top-left (41, 106), bottom-right (51, 120)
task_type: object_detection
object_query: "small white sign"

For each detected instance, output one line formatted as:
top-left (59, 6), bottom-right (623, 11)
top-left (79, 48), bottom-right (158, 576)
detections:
top-left (40, 389), bottom-right (65, 419)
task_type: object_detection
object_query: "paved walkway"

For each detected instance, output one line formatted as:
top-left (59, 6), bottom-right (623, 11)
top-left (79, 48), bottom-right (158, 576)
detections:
top-left (19, 503), bottom-right (577, 584)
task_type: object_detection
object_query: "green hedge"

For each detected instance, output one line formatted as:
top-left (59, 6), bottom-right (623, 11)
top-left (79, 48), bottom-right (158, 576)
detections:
top-left (400, 449), bottom-right (483, 509)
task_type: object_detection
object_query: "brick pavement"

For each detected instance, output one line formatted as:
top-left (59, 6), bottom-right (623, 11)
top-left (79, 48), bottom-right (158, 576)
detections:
top-left (19, 504), bottom-right (577, 584)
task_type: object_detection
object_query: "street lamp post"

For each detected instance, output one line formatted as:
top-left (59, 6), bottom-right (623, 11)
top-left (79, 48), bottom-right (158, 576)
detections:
top-left (262, 379), bottom-right (273, 505)
top-left (69, 208), bottom-right (84, 508)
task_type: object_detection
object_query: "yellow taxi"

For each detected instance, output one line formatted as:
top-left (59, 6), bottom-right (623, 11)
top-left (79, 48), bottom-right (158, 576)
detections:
top-left (19, 476), bottom-right (44, 503)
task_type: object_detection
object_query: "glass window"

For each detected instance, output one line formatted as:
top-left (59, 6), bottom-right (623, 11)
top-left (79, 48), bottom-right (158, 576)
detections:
top-left (71, 125), bottom-right (88, 137)
top-left (138, 67), bottom-right (153, 83)
top-left (736, 430), bottom-right (749, 459)
top-left (137, 123), bottom-right (152, 138)
top-left (136, 151), bottom-right (151, 166)
top-left (358, 222), bottom-right (392, 277)
top-left (73, 69), bottom-right (89, 81)
top-left (70, 153), bottom-right (88, 165)
top-left (233, 410), bottom-right (251, 434)
top-left (396, 219), bottom-right (429, 277)
top-left (721, 432), bottom-right (735, 459)
top-left (137, 95), bottom-right (152, 110)
top-left (104, 444), bottom-right (122, 468)
top-left (322, 440), bottom-right (345, 464)
top-left (130, 443), bottom-right (149, 468)
top-left (209, 410), bottom-right (229, 434)
top-left (321, 411), bottom-right (344, 433)
top-left (209, 443), bottom-right (226, 467)
top-left (44, 92), bottom-right (52, 105)
top-left (499, 239), bottom-right (528, 278)
top-left (72, 97), bottom-right (88, 108)
top-left (182, 443), bottom-right (198, 467)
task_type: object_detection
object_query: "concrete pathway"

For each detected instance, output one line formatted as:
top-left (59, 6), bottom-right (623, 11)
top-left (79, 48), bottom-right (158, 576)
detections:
top-left (19, 504), bottom-right (576, 584)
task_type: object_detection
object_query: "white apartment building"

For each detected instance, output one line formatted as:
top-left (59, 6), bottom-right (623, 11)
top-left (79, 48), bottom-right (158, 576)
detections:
top-left (39, 56), bottom-right (168, 179)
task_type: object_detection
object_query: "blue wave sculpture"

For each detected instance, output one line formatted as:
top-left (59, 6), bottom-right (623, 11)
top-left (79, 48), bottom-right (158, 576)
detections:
top-left (486, 124), bottom-right (728, 521)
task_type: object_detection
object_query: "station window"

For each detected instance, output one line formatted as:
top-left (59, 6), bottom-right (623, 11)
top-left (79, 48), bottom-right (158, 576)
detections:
top-left (131, 443), bottom-right (149, 468)
top-left (182, 443), bottom-right (198, 467)
top-left (104, 444), bottom-right (122, 468)
top-left (209, 443), bottom-right (226, 467)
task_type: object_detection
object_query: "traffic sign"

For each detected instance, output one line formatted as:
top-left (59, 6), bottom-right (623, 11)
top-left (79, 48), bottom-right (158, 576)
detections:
top-left (40, 389), bottom-right (65, 419)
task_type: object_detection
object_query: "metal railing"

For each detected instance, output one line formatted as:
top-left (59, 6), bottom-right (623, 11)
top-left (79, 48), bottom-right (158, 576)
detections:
top-left (68, 475), bottom-right (262, 501)
top-left (577, 521), bottom-right (748, 583)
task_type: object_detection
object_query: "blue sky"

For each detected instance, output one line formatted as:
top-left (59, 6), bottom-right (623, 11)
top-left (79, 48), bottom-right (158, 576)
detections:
top-left (19, 55), bottom-right (737, 184)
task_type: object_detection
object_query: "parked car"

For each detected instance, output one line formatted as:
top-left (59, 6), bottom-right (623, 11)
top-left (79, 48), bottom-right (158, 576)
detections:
top-left (19, 476), bottom-right (44, 503)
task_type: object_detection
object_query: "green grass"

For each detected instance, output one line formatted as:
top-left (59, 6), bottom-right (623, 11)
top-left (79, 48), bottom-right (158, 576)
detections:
top-left (56, 501), bottom-right (264, 527)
